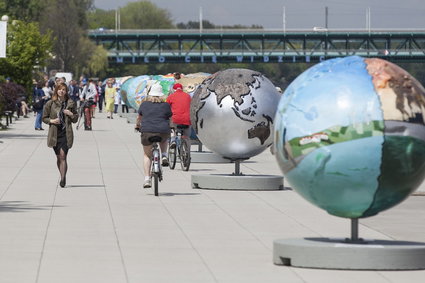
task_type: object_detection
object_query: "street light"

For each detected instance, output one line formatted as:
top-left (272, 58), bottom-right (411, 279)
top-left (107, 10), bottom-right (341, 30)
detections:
top-left (0, 15), bottom-right (8, 58)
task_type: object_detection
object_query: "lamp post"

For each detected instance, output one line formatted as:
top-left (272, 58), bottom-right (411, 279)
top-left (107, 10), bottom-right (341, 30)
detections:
top-left (0, 15), bottom-right (8, 58)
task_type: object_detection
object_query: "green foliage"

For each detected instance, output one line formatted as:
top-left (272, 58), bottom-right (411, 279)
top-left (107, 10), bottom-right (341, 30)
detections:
top-left (116, 1), bottom-right (173, 29)
top-left (0, 0), bottom-right (44, 22)
top-left (176, 20), bottom-right (263, 30)
top-left (82, 43), bottom-right (109, 78)
top-left (87, 8), bottom-right (115, 29)
top-left (40, 0), bottom-right (106, 78)
top-left (0, 20), bottom-right (52, 90)
top-left (177, 20), bottom-right (215, 29)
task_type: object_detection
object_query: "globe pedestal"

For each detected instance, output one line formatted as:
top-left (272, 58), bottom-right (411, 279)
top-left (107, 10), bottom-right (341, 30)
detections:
top-left (191, 160), bottom-right (283, 191)
top-left (273, 219), bottom-right (425, 270)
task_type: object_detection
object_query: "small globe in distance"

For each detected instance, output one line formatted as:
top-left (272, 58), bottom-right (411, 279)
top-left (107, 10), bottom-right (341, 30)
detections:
top-left (191, 68), bottom-right (281, 160)
top-left (274, 56), bottom-right (425, 218)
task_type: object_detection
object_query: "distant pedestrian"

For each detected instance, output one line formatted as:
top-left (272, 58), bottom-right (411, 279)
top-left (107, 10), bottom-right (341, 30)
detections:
top-left (114, 91), bottom-right (121, 114)
top-left (121, 98), bottom-right (129, 113)
top-left (42, 83), bottom-right (78, 188)
top-left (80, 79), bottom-right (97, 130)
top-left (33, 81), bottom-right (48, 130)
top-left (105, 79), bottom-right (117, 119)
top-left (97, 81), bottom-right (105, 113)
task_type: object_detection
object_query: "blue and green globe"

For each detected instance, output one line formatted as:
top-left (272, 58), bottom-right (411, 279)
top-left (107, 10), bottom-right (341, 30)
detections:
top-left (274, 56), bottom-right (425, 218)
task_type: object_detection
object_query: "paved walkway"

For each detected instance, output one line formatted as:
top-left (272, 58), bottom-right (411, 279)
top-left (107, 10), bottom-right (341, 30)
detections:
top-left (1, 112), bottom-right (424, 283)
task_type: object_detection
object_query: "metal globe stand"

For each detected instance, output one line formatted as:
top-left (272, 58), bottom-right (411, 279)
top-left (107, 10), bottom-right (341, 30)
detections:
top-left (273, 218), bottom-right (425, 270)
top-left (191, 159), bottom-right (283, 191)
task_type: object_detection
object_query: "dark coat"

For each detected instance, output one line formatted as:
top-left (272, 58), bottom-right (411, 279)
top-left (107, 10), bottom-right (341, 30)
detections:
top-left (42, 99), bottom-right (78, 148)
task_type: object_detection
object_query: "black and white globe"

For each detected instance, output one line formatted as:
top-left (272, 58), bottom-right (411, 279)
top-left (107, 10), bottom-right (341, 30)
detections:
top-left (190, 68), bottom-right (281, 160)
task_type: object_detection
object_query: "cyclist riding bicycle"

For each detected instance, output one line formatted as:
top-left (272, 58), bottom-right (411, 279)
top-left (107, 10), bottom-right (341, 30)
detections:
top-left (166, 83), bottom-right (192, 148)
top-left (135, 83), bottom-right (172, 188)
top-left (80, 79), bottom-right (97, 131)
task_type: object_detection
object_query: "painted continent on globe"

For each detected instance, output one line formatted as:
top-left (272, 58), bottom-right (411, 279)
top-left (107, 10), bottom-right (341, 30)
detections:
top-left (191, 69), bottom-right (281, 160)
top-left (274, 56), bottom-right (425, 218)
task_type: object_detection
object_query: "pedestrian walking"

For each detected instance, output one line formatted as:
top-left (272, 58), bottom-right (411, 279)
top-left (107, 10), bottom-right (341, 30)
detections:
top-left (33, 81), bottom-right (48, 130)
top-left (105, 79), bottom-right (117, 119)
top-left (97, 81), bottom-right (105, 113)
top-left (42, 83), bottom-right (78, 187)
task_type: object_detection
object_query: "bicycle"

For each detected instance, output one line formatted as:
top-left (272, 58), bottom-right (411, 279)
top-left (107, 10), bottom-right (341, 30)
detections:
top-left (168, 125), bottom-right (191, 171)
top-left (76, 101), bottom-right (87, 130)
top-left (76, 99), bottom-right (94, 130)
top-left (149, 136), bottom-right (163, 196)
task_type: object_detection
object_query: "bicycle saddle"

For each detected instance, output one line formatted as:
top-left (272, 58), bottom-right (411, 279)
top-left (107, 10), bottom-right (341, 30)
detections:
top-left (176, 124), bottom-right (189, 129)
top-left (148, 136), bottom-right (162, 143)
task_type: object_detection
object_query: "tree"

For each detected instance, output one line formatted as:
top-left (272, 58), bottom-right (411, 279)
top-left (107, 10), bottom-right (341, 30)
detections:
top-left (0, 20), bottom-right (52, 90)
top-left (78, 38), bottom-right (108, 78)
top-left (0, 0), bottom-right (44, 22)
top-left (0, 82), bottom-right (25, 114)
top-left (40, 0), bottom-right (106, 77)
top-left (177, 20), bottom-right (215, 29)
top-left (87, 8), bottom-right (115, 29)
top-left (119, 1), bottom-right (174, 29)
top-left (176, 20), bottom-right (263, 30)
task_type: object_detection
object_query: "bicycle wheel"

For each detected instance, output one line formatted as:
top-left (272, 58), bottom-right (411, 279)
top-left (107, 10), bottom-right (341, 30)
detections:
top-left (168, 141), bottom-right (177, 169)
top-left (179, 139), bottom-right (191, 171)
top-left (153, 173), bottom-right (159, 196)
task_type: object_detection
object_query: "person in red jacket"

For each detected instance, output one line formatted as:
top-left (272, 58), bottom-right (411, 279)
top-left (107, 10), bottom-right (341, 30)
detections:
top-left (166, 83), bottom-right (192, 147)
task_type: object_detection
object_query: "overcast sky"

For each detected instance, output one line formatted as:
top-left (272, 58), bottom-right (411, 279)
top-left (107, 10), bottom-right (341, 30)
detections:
top-left (93, 0), bottom-right (425, 29)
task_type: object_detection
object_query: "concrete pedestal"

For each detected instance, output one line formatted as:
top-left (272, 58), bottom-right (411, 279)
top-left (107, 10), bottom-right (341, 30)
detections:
top-left (190, 151), bottom-right (232, 163)
top-left (273, 237), bottom-right (425, 270)
top-left (192, 174), bottom-right (283, 191)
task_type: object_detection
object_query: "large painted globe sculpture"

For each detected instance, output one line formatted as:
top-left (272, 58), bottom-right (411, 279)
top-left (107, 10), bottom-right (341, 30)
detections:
top-left (274, 56), bottom-right (425, 219)
top-left (191, 68), bottom-right (281, 160)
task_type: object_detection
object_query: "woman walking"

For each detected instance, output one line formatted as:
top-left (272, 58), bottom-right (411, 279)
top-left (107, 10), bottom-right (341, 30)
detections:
top-left (42, 83), bottom-right (78, 187)
top-left (105, 79), bottom-right (117, 119)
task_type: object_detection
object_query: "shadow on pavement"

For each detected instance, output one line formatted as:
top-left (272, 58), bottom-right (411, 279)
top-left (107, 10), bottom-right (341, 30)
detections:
top-left (0, 133), bottom-right (46, 139)
top-left (0, 201), bottom-right (63, 212)
top-left (155, 192), bottom-right (201, 197)
top-left (66, 185), bottom-right (106, 188)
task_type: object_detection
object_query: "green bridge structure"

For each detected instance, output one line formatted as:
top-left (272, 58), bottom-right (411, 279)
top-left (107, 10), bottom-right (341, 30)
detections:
top-left (88, 29), bottom-right (425, 64)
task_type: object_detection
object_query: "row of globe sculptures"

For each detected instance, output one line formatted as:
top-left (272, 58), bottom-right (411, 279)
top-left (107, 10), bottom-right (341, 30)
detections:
top-left (112, 56), bottom-right (425, 220)
top-left (108, 72), bottom-right (210, 110)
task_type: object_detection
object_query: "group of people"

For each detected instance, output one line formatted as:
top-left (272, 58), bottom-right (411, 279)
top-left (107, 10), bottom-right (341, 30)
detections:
top-left (41, 72), bottom-right (192, 189)
top-left (33, 76), bottom-right (129, 132)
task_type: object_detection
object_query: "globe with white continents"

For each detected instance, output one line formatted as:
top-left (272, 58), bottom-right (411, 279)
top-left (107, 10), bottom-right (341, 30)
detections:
top-left (190, 68), bottom-right (281, 160)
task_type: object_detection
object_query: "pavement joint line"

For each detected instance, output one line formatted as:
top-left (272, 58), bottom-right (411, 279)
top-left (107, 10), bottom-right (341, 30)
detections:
top-left (158, 194), bottom-right (219, 283)
top-left (93, 121), bottom-right (130, 283)
top-left (35, 178), bottom-right (59, 283)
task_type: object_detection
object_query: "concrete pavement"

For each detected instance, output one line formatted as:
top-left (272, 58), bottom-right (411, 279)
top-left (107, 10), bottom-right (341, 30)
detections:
top-left (1, 112), bottom-right (425, 283)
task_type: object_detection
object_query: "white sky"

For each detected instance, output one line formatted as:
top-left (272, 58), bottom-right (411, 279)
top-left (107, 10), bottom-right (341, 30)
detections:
top-left (93, 0), bottom-right (425, 29)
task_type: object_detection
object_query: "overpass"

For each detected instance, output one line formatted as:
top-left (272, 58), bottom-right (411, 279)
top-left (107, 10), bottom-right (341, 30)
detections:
top-left (88, 29), bottom-right (425, 64)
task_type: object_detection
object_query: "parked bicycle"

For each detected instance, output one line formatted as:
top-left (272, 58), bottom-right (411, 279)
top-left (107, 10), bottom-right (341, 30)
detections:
top-left (168, 124), bottom-right (191, 171)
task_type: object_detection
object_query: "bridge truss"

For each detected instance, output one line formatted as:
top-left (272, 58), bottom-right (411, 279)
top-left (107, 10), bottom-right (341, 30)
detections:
top-left (88, 29), bottom-right (425, 64)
